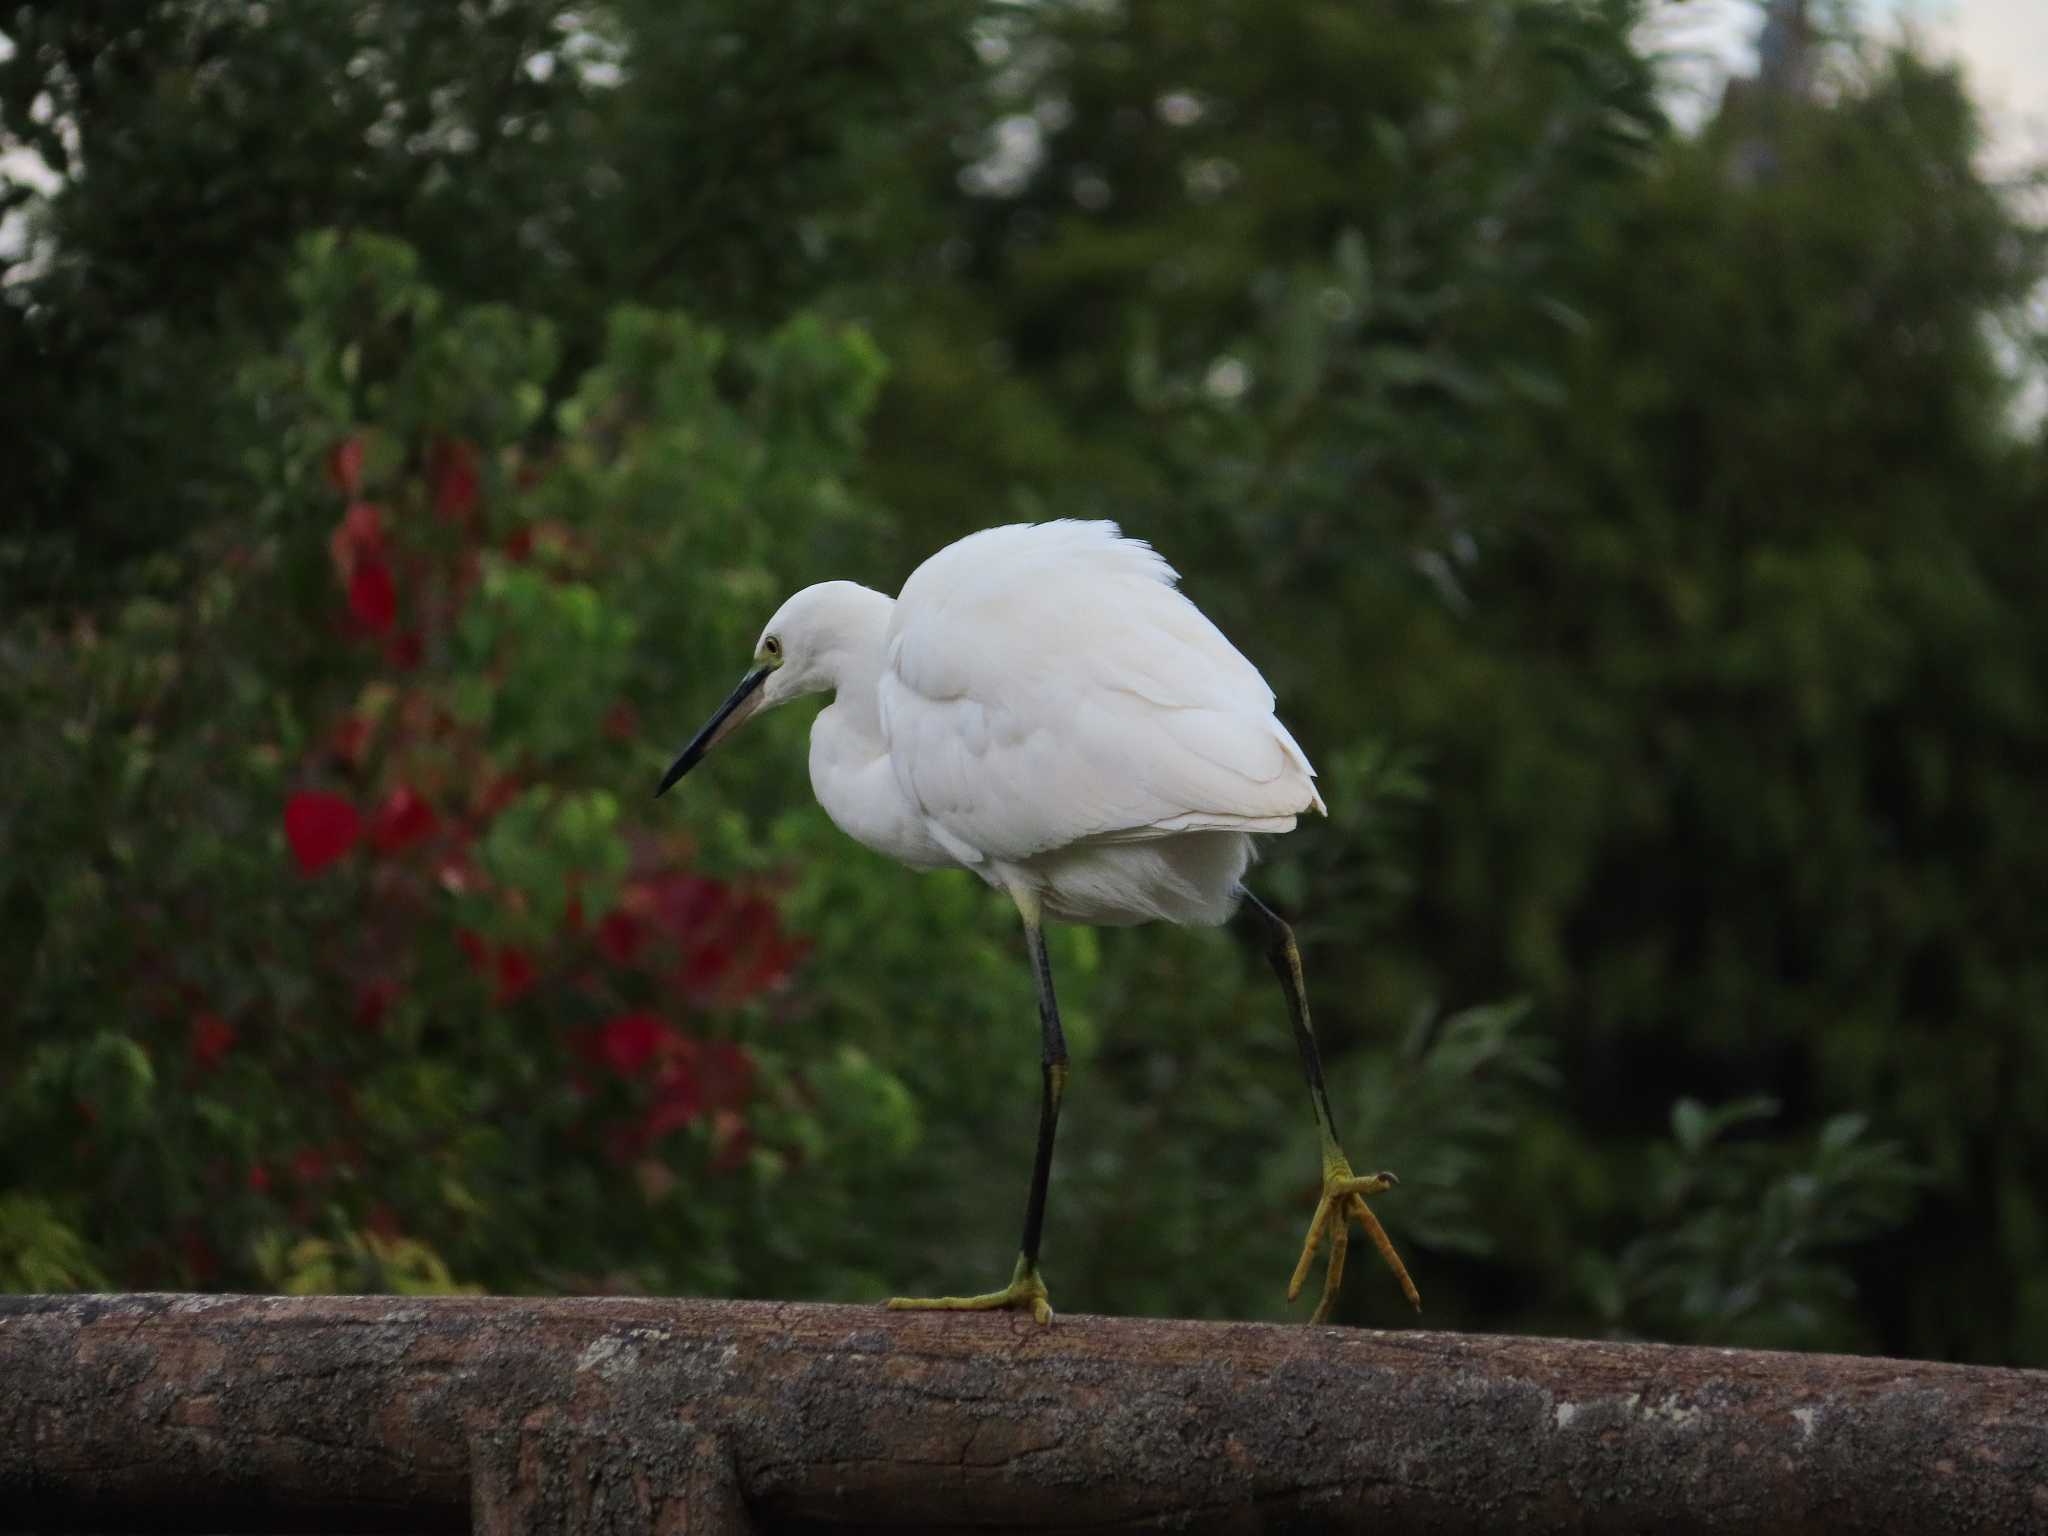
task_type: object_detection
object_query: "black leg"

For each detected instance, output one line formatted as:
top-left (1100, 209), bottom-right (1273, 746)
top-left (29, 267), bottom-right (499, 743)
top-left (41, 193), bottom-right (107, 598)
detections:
top-left (1017, 912), bottom-right (1069, 1267)
top-left (884, 896), bottom-right (1061, 1321)
top-left (1239, 887), bottom-right (1342, 1149)
top-left (1242, 885), bottom-right (1420, 1317)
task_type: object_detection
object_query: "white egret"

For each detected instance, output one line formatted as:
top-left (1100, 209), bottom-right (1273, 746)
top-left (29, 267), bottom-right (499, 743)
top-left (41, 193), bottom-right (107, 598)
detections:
top-left (658, 520), bottom-right (1417, 1323)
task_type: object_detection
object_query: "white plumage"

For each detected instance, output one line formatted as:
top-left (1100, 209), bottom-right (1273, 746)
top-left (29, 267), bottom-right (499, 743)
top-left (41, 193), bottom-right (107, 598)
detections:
top-left (761, 520), bottom-right (1323, 925)
top-left (658, 519), bottom-right (1418, 1325)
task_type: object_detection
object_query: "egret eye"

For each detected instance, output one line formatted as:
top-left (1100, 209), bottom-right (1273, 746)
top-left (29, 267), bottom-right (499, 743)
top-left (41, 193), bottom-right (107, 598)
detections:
top-left (763, 635), bottom-right (782, 659)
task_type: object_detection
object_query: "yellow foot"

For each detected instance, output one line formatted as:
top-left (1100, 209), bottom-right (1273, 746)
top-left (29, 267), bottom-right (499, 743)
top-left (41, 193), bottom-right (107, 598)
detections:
top-left (887, 1253), bottom-right (1053, 1325)
top-left (1289, 1153), bottom-right (1421, 1323)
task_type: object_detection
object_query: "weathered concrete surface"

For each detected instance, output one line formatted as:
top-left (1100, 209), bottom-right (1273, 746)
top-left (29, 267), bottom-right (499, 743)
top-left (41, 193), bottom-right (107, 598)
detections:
top-left (2, 1293), bottom-right (2045, 1533)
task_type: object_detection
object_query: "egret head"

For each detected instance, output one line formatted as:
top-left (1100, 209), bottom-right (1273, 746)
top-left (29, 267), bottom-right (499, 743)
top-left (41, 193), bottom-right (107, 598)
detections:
top-left (656, 581), bottom-right (885, 796)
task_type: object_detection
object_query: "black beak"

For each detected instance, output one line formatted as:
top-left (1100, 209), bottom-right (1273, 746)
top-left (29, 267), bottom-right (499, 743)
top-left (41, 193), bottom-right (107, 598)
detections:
top-left (656, 666), bottom-right (772, 797)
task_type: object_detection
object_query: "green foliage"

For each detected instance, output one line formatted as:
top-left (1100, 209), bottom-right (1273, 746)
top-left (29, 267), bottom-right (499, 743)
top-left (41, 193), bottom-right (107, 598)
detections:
top-left (868, 8), bottom-right (2042, 1358)
top-left (0, 0), bottom-right (976, 606)
top-left (1581, 1099), bottom-right (1926, 1349)
top-left (0, 232), bottom-right (909, 1300)
top-left (1349, 1002), bottom-right (1560, 1259)
top-left (3, 0), bottom-right (2043, 1365)
top-left (457, 566), bottom-right (637, 762)
top-left (1382, 52), bottom-right (2048, 1361)
top-left (255, 1230), bottom-right (483, 1298)
top-left (0, 1198), bottom-right (109, 1293)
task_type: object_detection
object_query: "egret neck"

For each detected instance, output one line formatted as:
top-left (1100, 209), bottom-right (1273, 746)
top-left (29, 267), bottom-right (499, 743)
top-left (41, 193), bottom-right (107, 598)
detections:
top-left (802, 586), bottom-right (963, 870)
top-left (782, 580), bottom-right (893, 743)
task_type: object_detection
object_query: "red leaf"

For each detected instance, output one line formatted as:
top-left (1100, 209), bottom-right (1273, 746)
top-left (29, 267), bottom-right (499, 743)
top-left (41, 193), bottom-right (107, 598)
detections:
top-left (284, 791), bottom-right (360, 875)
top-left (645, 873), bottom-right (730, 939)
top-left (597, 910), bottom-right (645, 965)
top-left (291, 1146), bottom-right (328, 1184)
top-left (432, 438), bottom-right (480, 524)
top-left (676, 939), bottom-right (735, 1001)
top-left (190, 1012), bottom-right (236, 1071)
top-left (493, 945), bottom-right (538, 1005)
top-left (349, 555), bottom-right (398, 635)
top-left (456, 928), bottom-right (489, 970)
top-left (355, 979), bottom-right (401, 1033)
top-left (598, 1011), bottom-right (676, 1075)
top-left (247, 1164), bottom-right (273, 1195)
top-left (368, 785), bottom-right (438, 854)
top-left (386, 627), bottom-right (424, 671)
top-left (503, 527), bottom-right (534, 563)
top-left (644, 1049), bottom-right (706, 1142)
top-left (738, 932), bottom-right (809, 998)
top-left (602, 701), bottom-right (639, 742)
top-left (326, 435), bottom-right (365, 495)
top-left (328, 500), bottom-right (385, 579)
top-left (475, 775), bottom-right (524, 822)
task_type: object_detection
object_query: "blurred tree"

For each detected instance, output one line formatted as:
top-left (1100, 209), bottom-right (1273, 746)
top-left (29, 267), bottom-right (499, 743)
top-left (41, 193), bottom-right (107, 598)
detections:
top-left (2, 0), bottom-right (2040, 1363)
top-left (1, 234), bottom-right (903, 1298)
top-left (1403, 50), bottom-right (2048, 1363)
top-left (860, 5), bottom-right (2041, 1355)
top-left (0, 0), bottom-right (979, 605)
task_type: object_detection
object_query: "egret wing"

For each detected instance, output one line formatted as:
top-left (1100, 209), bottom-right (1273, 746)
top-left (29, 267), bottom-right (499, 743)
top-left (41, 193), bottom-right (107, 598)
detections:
top-left (878, 521), bottom-right (1322, 864)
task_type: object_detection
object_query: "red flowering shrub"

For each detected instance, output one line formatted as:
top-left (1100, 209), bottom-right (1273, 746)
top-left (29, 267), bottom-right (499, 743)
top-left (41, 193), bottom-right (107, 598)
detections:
top-left (596, 1011), bottom-right (674, 1075)
top-left (284, 792), bottom-right (360, 875)
top-left (368, 786), bottom-right (437, 854)
top-left (348, 558), bottom-right (398, 634)
top-left (0, 235), bottom-right (941, 1306)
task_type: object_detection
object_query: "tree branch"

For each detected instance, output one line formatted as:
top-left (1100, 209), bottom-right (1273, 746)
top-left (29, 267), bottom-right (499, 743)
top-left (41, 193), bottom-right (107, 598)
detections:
top-left (2, 1294), bottom-right (2043, 1534)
